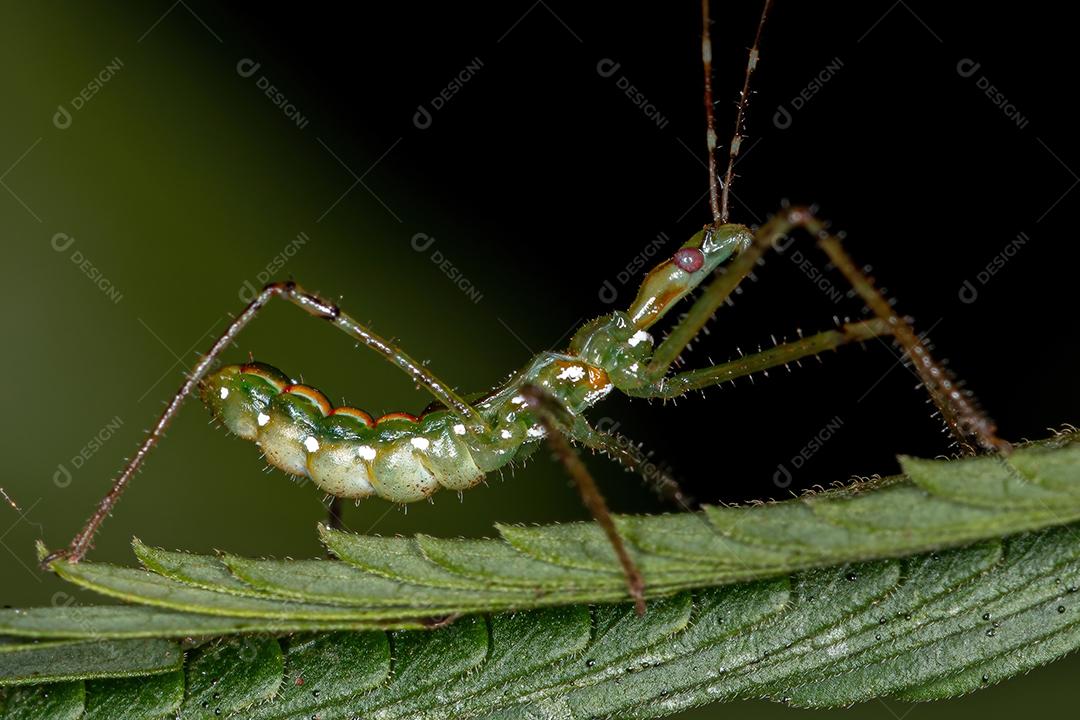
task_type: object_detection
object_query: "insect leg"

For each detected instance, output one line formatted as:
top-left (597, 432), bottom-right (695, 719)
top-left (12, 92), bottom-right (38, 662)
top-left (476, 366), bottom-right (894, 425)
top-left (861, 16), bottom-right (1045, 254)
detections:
top-left (566, 422), bottom-right (694, 510)
top-left (519, 384), bottom-right (647, 616)
top-left (647, 207), bottom-right (1006, 454)
top-left (776, 209), bottom-right (1006, 454)
top-left (631, 319), bottom-right (890, 400)
top-left (326, 496), bottom-right (344, 532)
top-left (47, 280), bottom-right (488, 566)
top-left (1, 487), bottom-right (19, 511)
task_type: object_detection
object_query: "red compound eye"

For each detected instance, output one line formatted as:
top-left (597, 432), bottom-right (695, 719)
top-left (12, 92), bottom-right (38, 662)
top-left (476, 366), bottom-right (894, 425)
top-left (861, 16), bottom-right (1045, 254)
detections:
top-left (673, 247), bottom-right (705, 273)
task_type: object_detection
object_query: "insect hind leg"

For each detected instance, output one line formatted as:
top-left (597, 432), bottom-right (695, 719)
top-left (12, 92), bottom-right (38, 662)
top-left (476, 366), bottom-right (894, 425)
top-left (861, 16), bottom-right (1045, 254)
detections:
top-left (46, 280), bottom-right (489, 567)
top-left (568, 421), bottom-right (695, 511)
top-left (518, 384), bottom-right (647, 616)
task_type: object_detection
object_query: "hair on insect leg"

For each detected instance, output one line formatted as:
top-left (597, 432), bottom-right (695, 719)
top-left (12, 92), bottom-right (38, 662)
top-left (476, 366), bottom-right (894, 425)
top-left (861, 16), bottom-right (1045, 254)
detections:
top-left (518, 384), bottom-right (647, 615)
top-left (46, 280), bottom-right (493, 566)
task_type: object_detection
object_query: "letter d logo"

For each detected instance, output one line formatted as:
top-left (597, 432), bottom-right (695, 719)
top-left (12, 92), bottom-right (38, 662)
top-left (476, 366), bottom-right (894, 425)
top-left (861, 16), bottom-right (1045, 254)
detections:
top-left (53, 105), bottom-right (72, 130)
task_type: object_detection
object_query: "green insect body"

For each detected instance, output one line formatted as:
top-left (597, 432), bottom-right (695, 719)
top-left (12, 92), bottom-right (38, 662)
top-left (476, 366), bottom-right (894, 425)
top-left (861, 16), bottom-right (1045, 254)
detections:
top-left (44, 0), bottom-right (1007, 622)
top-left (201, 226), bottom-right (751, 504)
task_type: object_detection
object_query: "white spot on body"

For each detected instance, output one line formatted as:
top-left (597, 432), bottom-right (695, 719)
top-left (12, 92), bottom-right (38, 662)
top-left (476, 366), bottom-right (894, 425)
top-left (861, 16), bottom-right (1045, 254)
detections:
top-left (356, 445), bottom-right (377, 461)
top-left (527, 425), bottom-right (546, 438)
top-left (410, 437), bottom-right (431, 451)
top-left (500, 429), bottom-right (513, 440)
top-left (556, 365), bottom-right (586, 381)
top-left (628, 330), bottom-right (651, 347)
top-left (304, 436), bottom-right (320, 453)
top-left (219, 387), bottom-right (229, 399)
top-left (257, 412), bottom-right (271, 427)
top-left (453, 423), bottom-right (467, 435)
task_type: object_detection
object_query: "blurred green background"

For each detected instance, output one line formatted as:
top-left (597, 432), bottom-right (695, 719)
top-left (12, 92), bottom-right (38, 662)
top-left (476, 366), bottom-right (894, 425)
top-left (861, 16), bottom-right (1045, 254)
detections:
top-left (2, 1), bottom-right (1078, 717)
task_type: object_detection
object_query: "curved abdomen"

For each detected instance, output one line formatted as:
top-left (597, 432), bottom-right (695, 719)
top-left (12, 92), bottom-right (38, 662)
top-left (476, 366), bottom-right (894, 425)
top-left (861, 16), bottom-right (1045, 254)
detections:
top-left (201, 363), bottom-right (489, 502)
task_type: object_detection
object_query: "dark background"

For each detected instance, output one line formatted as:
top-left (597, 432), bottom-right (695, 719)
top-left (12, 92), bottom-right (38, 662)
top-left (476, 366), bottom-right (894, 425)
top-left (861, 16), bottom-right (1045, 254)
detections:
top-left (188, 0), bottom-right (1075, 510)
top-left (1, 2), bottom-right (1077, 717)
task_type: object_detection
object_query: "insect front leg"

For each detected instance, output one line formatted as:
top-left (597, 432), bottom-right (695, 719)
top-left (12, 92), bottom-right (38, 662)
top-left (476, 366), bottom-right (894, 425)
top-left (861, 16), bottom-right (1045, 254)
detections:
top-left (630, 319), bottom-right (890, 399)
top-left (46, 280), bottom-right (490, 566)
top-left (642, 208), bottom-right (1007, 455)
top-left (518, 385), bottom-right (647, 616)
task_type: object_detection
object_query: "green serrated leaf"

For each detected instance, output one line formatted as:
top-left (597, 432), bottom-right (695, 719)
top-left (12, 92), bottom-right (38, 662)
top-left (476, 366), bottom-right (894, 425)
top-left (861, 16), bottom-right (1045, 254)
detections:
top-left (222, 554), bottom-right (501, 609)
top-left (0, 682), bottom-right (84, 720)
top-left (0, 639), bottom-right (180, 687)
top-left (247, 632), bottom-right (389, 719)
top-left (317, 528), bottom-right (533, 593)
top-left (414, 534), bottom-right (615, 590)
top-left (0, 606), bottom-right (399, 640)
top-left (180, 637), bottom-right (283, 718)
top-left (83, 671), bottom-right (184, 720)
top-left (50, 561), bottom-right (431, 625)
top-left (308, 615), bottom-right (490, 719)
top-left (3, 431), bottom-right (1079, 718)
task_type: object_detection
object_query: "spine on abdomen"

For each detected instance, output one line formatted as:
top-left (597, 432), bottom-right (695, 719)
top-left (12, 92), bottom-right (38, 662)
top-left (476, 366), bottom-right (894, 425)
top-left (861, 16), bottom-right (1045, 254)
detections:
top-left (201, 363), bottom-right (492, 503)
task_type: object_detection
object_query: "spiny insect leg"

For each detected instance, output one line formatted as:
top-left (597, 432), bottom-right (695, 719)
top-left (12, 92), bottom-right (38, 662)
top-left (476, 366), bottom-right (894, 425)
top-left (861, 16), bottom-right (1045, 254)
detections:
top-left (568, 422), bottom-right (694, 510)
top-left (519, 384), bottom-right (647, 616)
top-left (646, 244), bottom-right (760, 377)
top-left (633, 319), bottom-right (890, 400)
top-left (649, 207), bottom-right (1006, 454)
top-left (46, 280), bottom-right (487, 567)
top-left (772, 208), bottom-right (1008, 455)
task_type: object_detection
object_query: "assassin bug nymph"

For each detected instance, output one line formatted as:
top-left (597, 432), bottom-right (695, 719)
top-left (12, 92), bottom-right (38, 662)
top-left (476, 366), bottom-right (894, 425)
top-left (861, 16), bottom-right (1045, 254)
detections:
top-left (43, 0), bottom-right (1010, 616)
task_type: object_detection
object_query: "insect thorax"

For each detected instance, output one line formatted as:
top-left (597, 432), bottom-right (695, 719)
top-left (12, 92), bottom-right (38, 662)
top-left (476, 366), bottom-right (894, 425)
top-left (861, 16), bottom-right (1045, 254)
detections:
top-left (566, 311), bottom-right (655, 392)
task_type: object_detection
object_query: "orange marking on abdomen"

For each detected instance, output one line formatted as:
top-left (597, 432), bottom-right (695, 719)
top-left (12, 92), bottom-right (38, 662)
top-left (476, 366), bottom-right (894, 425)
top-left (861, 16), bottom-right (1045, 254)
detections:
top-left (330, 407), bottom-right (375, 428)
top-left (239, 364), bottom-right (288, 391)
top-left (283, 384), bottom-right (333, 416)
top-left (376, 411), bottom-right (420, 425)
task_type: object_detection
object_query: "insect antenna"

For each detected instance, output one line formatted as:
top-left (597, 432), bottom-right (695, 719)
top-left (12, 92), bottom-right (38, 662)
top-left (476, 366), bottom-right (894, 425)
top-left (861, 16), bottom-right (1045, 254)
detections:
top-left (701, 0), bottom-right (774, 223)
top-left (1, 487), bottom-right (19, 511)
